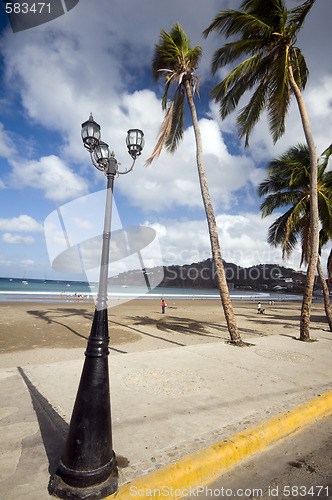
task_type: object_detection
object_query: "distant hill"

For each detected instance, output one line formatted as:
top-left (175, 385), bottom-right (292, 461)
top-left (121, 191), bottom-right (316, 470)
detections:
top-left (109, 258), bottom-right (307, 293)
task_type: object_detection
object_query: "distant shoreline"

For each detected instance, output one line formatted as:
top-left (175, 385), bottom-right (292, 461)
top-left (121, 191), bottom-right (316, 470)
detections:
top-left (0, 276), bottom-right (316, 303)
top-left (0, 291), bottom-right (307, 304)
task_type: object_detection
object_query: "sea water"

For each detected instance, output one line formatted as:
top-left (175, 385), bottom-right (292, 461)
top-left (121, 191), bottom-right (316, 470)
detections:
top-left (0, 277), bottom-right (302, 302)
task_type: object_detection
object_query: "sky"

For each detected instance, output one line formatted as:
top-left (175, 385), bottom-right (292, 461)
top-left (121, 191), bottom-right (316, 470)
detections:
top-left (0, 0), bottom-right (331, 282)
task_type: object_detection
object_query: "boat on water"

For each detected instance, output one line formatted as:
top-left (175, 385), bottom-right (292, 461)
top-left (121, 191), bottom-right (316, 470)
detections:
top-left (22, 280), bottom-right (28, 285)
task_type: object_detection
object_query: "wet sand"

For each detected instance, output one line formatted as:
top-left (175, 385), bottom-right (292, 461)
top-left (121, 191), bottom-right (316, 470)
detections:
top-left (0, 298), bottom-right (328, 368)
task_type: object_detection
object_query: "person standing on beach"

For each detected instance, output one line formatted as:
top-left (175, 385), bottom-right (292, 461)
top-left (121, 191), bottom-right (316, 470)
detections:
top-left (161, 299), bottom-right (166, 314)
top-left (257, 302), bottom-right (262, 314)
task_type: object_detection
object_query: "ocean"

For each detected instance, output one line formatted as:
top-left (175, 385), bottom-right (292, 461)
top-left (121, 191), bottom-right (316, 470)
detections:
top-left (0, 277), bottom-right (303, 303)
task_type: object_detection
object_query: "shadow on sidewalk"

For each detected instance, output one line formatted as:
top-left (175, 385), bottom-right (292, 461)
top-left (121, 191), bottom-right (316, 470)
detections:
top-left (17, 367), bottom-right (68, 475)
top-left (17, 367), bottom-right (131, 476)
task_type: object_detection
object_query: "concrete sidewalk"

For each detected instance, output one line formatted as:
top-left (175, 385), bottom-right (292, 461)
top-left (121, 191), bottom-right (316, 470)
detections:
top-left (0, 330), bottom-right (331, 499)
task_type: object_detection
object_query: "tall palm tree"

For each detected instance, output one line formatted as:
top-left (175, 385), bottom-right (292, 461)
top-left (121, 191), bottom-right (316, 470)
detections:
top-left (146, 23), bottom-right (243, 345)
top-left (317, 229), bottom-right (332, 332)
top-left (258, 144), bottom-right (332, 331)
top-left (204, 0), bottom-right (318, 341)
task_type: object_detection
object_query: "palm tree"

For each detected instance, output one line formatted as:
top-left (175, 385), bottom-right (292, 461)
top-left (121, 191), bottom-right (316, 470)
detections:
top-left (145, 23), bottom-right (243, 345)
top-left (258, 144), bottom-right (332, 331)
top-left (317, 230), bottom-right (332, 332)
top-left (204, 0), bottom-right (318, 341)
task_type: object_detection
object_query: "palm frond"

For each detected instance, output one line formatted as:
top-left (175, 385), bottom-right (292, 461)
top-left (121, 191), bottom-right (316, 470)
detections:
top-left (210, 39), bottom-right (265, 73)
top-left (318, 190), bottom-right (332, 238)
top-left (165, 89), bottom-right (185, 153)
top-left (267, 198), bottom-right (306, 259)
top-left (211, 53), bottom-right (267, 118)
top-left (152, 31), bottom-right (180, 80)
top-left (321, 143), bottom-right (332, 168)
top-left (290, 48), bottom-right (309, 90)
top-left (266, 47), bottom-right (291, 143)
top-left (267, 208), bottom-right (299, 256)
top-left (204, 0), bottom-right (312, 147)
top-left (148, 23), bottom-right (202, 163)
top-left (260, 191), bottom-right (304, 217)
top-left (241, 0), bottom-right (287, 31)
top-left (186, 45), bottom-right (202, 70)
top-left (287, 0), bottom-right (316, 37)
top-left (144, 102), bottom-right (174, 166)
top-left (203, 10), bottom-right (273, 41)
top-left (161, 75), bottom-right (175, 110)
top-left (319, 228), bottom-right (330, 253)
top-left (259, 141), bottom-right (332, 266)
top-left (258, 144), bottom-right (311, 196)
top-left (237, 80), bottom-right (268, 146)
top-left (283, 208), bottom-right (303, 259)
top-left (191, 74), bottom-right (200, 99)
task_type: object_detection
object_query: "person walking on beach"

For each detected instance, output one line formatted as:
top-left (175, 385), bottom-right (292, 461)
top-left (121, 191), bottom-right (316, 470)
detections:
top-left (257, 302), bottom-right (264, 314)
top-left (161, 298), bottom-right (166, 314)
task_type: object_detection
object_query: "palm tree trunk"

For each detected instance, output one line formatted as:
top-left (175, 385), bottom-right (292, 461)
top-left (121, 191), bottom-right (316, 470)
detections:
top-left (328, 249), bottom-right (332, 279)
top-left (289, 66), bottom-right (319, 341)
top-left (317, 257), bottom-right (332, 332)
top-left (184, 79), bottom-right (243, 345)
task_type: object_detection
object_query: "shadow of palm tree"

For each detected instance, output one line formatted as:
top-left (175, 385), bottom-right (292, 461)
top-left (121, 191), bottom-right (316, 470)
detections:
top-left (110, 318), bottom-right (186, 347)
top-left (27, 308), bottom-right (128, 353)
top-left (128, 315), bottom-right (223, 339)
top-left (27, 308), bottom-right (92, 341)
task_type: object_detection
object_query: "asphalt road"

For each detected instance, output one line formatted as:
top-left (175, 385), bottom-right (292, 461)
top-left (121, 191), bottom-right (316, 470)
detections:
top-left (183, 415), bottom-right (332, 499)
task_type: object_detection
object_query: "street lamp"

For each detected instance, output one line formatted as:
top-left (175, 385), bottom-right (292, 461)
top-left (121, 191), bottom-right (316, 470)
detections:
top-left (49, 114), bottom-right (144, 499)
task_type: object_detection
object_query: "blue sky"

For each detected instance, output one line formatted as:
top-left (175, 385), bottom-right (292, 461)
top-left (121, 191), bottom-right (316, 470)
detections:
top-left (0, 0), bottom-right (331, 281)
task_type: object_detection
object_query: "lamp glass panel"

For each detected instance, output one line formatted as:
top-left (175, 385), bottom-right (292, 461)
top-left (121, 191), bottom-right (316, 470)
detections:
top-left (126, 129), bottom-right (144, 147)
top-left (94, 142), bottom-right (110, 162)
top-left (81, 120), bottom-right (100, 142)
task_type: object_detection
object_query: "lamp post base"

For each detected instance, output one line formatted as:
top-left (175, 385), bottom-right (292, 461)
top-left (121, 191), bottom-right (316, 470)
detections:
top-left (48, 309), bottom-right (118, 499)
top-left (49, 467), bottom-right (118, 500)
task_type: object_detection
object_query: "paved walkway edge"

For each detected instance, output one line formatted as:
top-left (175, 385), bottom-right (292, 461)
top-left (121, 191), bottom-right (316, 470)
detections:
top-left (108, 390), bottom-right (332, 499)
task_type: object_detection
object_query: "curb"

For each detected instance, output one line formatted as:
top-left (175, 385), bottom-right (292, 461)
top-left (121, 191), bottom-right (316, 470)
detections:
top-left (108, 390), bottom-right (332, 499)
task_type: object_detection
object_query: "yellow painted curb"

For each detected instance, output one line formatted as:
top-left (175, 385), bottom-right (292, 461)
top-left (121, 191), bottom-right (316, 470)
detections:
top-left (107, 391), bottom-right (332, 499)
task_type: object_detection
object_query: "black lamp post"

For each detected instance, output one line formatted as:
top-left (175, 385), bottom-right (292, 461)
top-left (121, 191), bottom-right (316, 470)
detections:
top-left (49, 114), bottom-right (144, 499)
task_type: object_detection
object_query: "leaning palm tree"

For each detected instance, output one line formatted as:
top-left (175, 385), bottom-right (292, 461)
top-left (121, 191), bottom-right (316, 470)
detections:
top-left (146, 23), bottom-right (243, 345)
top-left (317, 228), bottom-right (332, 332)
top-left (258, 144), bottom-right (332, 331)
top-left (204, 0), bottom-right (318, 341)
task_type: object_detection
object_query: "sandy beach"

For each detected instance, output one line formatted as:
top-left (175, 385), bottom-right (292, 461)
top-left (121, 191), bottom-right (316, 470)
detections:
top-left (0, 298), bottom-right (328, 368)
top-left (0, 297), bottom-right (331, 500)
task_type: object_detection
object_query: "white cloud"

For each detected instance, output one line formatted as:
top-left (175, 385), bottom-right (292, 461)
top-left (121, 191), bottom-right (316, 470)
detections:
top-left (0, 257), bottom-right (35, 268)
top-left (113, 100), bottom-right (255, 212)
top-left (0, 215), bottom-right (42, 232)
top-left (0, 122), bottom-right (16, 158)
top-left (0, 1), bottom-right (248, 173)
top-left (248, 77), bottom-right (332, 162)
top-left (145, 213), bottom-right (311, 272)
top-left (0, 0), bottom-right (330, 280)
top-left (1, 0), bottom-right (330, 211)
top-left (215, 213), bottom-right (290, 267)
top-left (2, 233), bottom-right (35, 244)
top-left (9, 155), bottom-right (89, 202)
